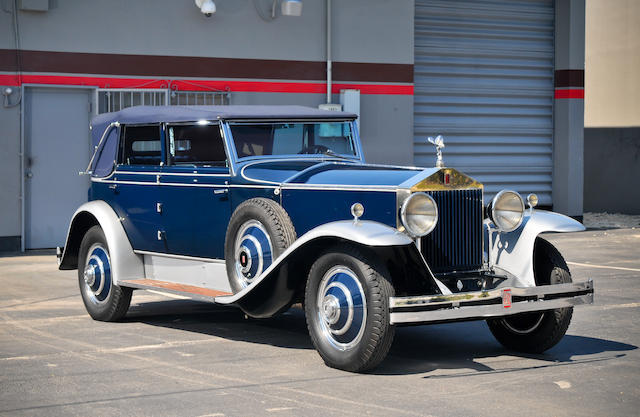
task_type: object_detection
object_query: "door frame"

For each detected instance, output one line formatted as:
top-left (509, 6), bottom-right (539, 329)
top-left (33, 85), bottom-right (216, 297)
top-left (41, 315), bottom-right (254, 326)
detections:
top-left (20, 84), bottom-right (98, 251)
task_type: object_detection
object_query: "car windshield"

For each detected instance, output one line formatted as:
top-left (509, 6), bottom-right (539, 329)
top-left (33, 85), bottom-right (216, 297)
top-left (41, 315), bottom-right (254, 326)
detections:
top-left (229, 121), bottom-right (357, 159)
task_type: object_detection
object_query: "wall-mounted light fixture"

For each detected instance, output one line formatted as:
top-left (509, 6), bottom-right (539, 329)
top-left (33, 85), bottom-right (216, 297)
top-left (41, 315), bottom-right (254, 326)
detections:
top-left (195, 0), bottom-right (216, 17)
top-left (281, 0), bottom-right (303, 16)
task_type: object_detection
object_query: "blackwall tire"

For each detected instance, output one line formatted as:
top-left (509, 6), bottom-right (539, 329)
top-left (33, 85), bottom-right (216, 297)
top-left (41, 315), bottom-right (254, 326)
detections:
top-left (224, 198), bottom-right (296, 294)
top-left (487, 238), bottom-right (574, 353)
top-left (304, 244), bottom-right (395, 372)
top-left (78, 225), bottom-right (132, 322)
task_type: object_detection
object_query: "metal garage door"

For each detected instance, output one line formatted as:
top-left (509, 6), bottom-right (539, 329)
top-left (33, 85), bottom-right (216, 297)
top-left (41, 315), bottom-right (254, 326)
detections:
top-left (414, 0), bottom-right (555, 205)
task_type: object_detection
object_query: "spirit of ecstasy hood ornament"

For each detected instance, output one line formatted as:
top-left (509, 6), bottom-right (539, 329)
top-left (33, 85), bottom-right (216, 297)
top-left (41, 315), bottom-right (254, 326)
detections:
top-left (428, 135), bottom-right (445, 168)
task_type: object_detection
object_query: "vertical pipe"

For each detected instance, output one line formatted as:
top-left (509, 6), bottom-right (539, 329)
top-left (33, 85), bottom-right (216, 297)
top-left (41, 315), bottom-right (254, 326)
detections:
top-left (20, 85), bottom-right (25, 252)
top-left (326, 0), bottom-right (332, 104)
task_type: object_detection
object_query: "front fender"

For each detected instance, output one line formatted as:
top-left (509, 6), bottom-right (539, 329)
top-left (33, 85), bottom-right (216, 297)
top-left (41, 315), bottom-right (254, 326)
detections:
top-left (58, 201), bottom-right (144, 285)
top-left (215, 220), bottom-right (414, 317)
top-left (487, 210), bottom-right (585, 287)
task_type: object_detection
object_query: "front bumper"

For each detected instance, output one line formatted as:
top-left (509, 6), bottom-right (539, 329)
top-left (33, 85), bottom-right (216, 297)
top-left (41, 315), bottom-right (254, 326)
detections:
top-left (389, 280), bottom-right (593, 325)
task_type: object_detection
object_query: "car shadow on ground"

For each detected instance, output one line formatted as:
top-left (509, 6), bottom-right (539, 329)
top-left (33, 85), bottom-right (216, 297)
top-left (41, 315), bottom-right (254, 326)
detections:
top-left (125, 298), bottom-right (637, 376)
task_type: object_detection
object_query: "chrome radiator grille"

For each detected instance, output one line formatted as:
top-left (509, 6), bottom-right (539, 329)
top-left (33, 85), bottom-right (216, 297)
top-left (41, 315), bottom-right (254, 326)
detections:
top-left (420, 189), bottom-right (484, 273)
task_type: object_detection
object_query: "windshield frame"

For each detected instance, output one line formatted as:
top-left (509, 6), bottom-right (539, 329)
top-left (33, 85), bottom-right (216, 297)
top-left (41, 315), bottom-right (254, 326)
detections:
top-left (223, 119), bottom-right (364, 167)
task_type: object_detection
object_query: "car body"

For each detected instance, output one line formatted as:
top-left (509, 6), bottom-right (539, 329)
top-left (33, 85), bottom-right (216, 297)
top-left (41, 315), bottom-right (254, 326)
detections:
top-left (58, 105), bottom-right (593, 372)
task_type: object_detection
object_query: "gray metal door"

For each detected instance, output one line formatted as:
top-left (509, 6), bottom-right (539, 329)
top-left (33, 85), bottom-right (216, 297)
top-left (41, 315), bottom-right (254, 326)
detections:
top-left (25, 87), bottom-right (92, 249)
top-left (414, 0), bottom-right (555, 205)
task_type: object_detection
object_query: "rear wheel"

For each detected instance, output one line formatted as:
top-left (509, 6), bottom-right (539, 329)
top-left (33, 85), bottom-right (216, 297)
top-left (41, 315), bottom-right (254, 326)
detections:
top-left (304, 244), bottom-right (395, 372)
top-left (78, 225), bottom-right (132, 321)
top-left (487, 238), bottom-right (573, 353)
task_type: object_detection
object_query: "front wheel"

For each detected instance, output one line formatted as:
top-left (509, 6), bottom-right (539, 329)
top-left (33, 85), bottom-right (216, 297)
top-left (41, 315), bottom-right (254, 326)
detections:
top-left (304, 244), bottom-right (395, 372)
top-left (487, 238), bottom-right (573, 353)
top-left (78, 225), bottom-right (132, 321)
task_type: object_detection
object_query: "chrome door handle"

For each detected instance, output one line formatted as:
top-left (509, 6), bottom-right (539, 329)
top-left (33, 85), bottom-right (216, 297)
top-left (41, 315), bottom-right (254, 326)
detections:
top-left (213, 188), bottom-right (228, 195)
top-left (108, 184), bottom-right (118, 190)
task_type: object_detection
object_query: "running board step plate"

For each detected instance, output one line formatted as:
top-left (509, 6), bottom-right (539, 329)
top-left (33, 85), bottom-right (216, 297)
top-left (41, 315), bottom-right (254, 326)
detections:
top-left (119, 279), bottom-right (232, 303)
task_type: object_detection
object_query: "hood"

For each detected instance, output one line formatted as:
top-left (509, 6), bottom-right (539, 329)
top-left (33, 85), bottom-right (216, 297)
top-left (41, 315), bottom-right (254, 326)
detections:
top-left (239, 159), bottom-right (483, 191)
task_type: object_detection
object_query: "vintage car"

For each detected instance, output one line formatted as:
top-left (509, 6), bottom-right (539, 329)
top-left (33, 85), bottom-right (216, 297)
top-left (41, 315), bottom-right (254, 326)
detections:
top-left (58, 105), bottom-right (593, 372)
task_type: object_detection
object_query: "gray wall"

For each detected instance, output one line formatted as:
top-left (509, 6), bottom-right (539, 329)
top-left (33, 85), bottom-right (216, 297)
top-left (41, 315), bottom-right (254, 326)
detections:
top-left (584, 128), bottom-right (640, 214)
top-left (0, 0), bottom-right (413, 64)
top-left (0, 0), bottom-right (415, 247)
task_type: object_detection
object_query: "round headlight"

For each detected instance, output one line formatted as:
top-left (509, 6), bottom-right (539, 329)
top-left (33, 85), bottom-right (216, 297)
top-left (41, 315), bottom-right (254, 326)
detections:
top-left (489, 190), bottom-right (525, 232)
top-left (400, 192), bottom-right (438, 237)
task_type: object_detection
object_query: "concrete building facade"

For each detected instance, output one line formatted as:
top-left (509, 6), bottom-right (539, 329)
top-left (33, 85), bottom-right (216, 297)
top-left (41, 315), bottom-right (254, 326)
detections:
top-left (0, 0), bottom-right (586, 250)
top-left (584, 0), bottom-right (640, 214)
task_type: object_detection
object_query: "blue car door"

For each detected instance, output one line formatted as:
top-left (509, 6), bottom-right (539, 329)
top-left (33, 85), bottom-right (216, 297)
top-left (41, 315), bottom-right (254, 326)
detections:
top-left (104, 123), bottom-right (167, 253)
top-left (160, 122), bottom-right (231, 259)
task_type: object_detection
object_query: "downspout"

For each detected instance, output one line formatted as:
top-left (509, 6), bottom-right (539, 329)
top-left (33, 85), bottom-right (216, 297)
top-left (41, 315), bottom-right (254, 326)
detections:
top-left (326, 0), bottom-right (332, 104)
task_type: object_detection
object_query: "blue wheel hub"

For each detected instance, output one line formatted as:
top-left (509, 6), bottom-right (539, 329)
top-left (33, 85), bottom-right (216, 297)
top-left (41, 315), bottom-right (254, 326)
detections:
top-left (317, 267), bottom-right (367, 350)
top-left (83, 244), bottom-right (111, 303)
top-left (234, 220), bottom-right (273, 287)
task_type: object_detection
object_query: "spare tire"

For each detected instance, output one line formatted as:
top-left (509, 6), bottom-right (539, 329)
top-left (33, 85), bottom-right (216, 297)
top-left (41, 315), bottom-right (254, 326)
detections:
top-left (224, 198), bottom-right (297, 293)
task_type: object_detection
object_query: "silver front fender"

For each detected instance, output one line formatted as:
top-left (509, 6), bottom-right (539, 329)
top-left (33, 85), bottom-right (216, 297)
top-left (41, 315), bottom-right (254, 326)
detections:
top-left (487, 210), bottom-right (585, 287)
top-left (215, 220), bottom-right (413, 310)
top-left (58, 200), bottom-right (144, 285)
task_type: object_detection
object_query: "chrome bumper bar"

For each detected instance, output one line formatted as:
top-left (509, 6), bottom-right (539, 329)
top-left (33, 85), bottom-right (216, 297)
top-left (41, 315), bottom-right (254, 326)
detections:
top-left (389, 280), bottom-right (593, 325)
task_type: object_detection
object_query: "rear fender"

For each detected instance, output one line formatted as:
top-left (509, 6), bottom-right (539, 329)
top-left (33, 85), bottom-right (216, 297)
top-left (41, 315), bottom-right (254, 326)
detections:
top-left (215, 220), bottom-right (420, 318)
top-left (58, 201), bottom-right (144, 285)
top-left (487, 210), bottom-right (585, 287)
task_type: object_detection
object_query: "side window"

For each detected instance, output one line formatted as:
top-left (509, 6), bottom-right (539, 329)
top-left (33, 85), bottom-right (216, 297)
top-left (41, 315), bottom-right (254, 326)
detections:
top-left (168, 124), bottom-right (228, 167)
top-left (119, 125), bottom-right (162, 166)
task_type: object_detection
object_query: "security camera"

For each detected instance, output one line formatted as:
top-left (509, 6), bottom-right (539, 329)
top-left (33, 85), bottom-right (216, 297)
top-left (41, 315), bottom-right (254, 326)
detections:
top-left (195, 0), bottom-right (216, 17)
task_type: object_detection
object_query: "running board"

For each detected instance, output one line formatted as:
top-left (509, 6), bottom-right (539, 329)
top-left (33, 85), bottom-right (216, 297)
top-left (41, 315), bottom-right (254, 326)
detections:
top-left (119, 279), bottom-right (232, 303)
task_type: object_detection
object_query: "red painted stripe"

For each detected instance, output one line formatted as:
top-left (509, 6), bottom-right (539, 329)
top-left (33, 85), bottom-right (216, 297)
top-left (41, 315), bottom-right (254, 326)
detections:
top-left (0, 74), bottom-right (413, 95)
top-left (555, 88), bottom-right (584, 99)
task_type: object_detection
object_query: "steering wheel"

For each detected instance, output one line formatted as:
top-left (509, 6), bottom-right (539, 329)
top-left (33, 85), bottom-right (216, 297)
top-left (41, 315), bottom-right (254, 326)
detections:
top-left (298, 144), bottom-right (331, 154)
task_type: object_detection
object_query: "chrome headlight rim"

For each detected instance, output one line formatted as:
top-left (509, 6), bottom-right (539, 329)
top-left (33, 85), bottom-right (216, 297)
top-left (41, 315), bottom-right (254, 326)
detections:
top-left (400, 192), bottom-right (438, 237)
top-left (489, 189), bottom-right (525, 232)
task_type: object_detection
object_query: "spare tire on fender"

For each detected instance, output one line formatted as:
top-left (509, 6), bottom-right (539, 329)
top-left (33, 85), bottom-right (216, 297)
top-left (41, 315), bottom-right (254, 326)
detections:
top-left (224, 198), bottom-right (297, 294)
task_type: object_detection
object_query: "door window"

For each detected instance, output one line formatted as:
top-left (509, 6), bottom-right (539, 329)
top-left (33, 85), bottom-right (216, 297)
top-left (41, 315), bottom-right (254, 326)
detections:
top-left (167, 124), bottom-right (228, 167)
top-left (119, 125), bottom-right (163, 166)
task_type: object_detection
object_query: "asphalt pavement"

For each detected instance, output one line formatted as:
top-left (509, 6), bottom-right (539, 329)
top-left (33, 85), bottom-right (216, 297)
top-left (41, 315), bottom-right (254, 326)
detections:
top-left (1, 228), bottom-right (638, 416)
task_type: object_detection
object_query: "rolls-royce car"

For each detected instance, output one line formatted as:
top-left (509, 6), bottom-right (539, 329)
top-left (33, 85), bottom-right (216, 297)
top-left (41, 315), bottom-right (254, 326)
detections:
top-left (58, 105), bottom-right (593, 372)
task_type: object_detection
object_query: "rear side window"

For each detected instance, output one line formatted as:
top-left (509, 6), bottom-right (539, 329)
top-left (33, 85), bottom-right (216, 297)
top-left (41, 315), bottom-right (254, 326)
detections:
top-left (167, 124), bottom-right (227, 167)
top-left (119, 125), bottom-right (162, 166)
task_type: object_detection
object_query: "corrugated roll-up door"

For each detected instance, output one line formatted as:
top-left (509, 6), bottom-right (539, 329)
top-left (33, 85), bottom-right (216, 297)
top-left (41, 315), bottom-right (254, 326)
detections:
top-left (414, 0), bottom-right (555, 205)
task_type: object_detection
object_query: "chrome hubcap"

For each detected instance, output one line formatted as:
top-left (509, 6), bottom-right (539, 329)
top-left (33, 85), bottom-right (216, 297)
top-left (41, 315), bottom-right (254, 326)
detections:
top-left (316, 266), bottom-right (366, 351)
top-left (83, 264), bottom-right (96, 286)
top-left (322, 295), bottom-right (341, 325)
top-left (234, 220), bottom-right (273, 287)
top-left (82, 243), bottom-right (112, 304)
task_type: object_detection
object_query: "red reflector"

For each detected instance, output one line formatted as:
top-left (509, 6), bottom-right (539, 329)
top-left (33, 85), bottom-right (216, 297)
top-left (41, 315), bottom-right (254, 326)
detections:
top-left (444, 173), bottom-right (450, 185)
top-left (502, 289), bottom-right (512, 308)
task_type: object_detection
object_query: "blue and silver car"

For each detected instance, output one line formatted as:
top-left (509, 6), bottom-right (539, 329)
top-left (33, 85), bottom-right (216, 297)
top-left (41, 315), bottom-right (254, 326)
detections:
top-left (58, 105), bottom-right (593, 372)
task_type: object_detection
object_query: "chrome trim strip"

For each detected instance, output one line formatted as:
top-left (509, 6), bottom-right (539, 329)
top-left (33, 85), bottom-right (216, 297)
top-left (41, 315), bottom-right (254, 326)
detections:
top-left (282, 161), bottom-right (332, 184)
top-left (390, 289), bottom-right (593, 325)
top-left (134, 250), bottom-right (226, 264)
top-left (390, 280), bottom-right (593, 309)
top-left (92, 178), bottom-right (274, 189)
top-left (281, 184), bottom-right (398, 192)
top-left (115, 170), bottom-right (230, 177)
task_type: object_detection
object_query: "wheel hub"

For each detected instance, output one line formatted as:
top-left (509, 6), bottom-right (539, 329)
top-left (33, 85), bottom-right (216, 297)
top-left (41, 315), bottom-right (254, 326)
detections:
top-left (316, 266), bottom-right (367, 351)
top-left (321, 295), bottom-right (341, 325)
top-left (83, 264), bottom-right (96, 286)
